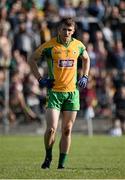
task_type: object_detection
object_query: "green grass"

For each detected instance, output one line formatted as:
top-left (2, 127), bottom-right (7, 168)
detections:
top-left (0, 134), bottom-right (125, 179)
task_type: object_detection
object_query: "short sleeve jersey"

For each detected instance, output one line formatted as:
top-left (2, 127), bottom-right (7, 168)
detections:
top-left (34, 37), bottom-right (86, 92)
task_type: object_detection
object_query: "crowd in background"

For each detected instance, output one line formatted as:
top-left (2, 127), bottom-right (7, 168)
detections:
top-left (0, 0), bottom-right (125, 135)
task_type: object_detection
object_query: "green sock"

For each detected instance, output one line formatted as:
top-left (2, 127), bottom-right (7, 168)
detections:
top-left (58, 153), bottom-right (67, 167)
top-left (46, 147), bottom-right (52, 160)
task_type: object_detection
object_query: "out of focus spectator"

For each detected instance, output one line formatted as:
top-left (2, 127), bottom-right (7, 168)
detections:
top-left (75, 0), bottom-right (89, 31)
top-left (13, 22), bottom-right (34, 55)
top-left (0, 70), bottom-right (5, 125)
top-left (75, 0), bottom-right (88, 18)
top-left (113, 84), bottom-right (125, 134)
top-left (107, 6), bottom-right (122, 41)
top-left (88, 0), bottom-right (105, 20)
top-left (39, 20), bottom-right (51, 43)
top-left (93, 30), bottom-right (108, 69)
top-left (0, 6), bottom-right (10, 36)
top-left (87, 43), bottom-right (96, 68)
top-left (81, 31), bottom-right (90, 46)
top-left (95, 69), bottom-right (113, 117)
top-left (8, 0), bottom-right (24, 34)
top-left (113, 41), bottom-right (125, 70)
top-left (108, 0), bottom-right (120, 6)
top-left (43, 0), bottom-right (59, 21)
top-left (119, 0), bottom-right (125, 18)
top-left (102, 21), bottom-right (114, 50)
top-left (9, 70), bottom-right (37, 124)
top-left (59, 0), bottom-right (76, 18)
top-left (23, 73), bottom-right (44, 124)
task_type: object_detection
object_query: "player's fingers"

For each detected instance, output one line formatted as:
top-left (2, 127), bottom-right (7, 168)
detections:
top-left (78, 80), bottom-right (82, 86)
top-left (78, 81), bottom-right (84, 87)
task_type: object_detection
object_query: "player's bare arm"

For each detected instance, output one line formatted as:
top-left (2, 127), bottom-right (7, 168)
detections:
top-left (28, 48), bottom-right (42, 81)
top-left (78, 50), bottom-right (90, 88)
top-left (28, 47), bottom-right (54, 89)
top-left (81, 50), bottom-right (90, 77)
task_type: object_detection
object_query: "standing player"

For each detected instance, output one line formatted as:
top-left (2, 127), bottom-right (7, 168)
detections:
top-left (28, 18), bottom-right (90, 169)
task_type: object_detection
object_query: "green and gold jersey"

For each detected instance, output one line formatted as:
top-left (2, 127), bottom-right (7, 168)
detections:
top-left (33, 37), bottom-right (86, 92)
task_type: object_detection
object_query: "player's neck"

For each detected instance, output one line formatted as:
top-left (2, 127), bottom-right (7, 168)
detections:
top-left (58, 35), bottom-right (72, 46)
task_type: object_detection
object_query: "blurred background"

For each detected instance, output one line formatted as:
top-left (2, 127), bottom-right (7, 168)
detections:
top-left (0, 0), bottom-right (125, 136)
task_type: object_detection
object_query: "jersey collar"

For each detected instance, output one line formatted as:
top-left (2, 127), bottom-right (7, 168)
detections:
top-left (57, 35), bottom-right (74, 47)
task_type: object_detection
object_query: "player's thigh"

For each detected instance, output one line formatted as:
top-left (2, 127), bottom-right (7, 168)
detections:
top-left (62, 89), bottom-right (80, 111)
top-left (46, 108), bottom-right (60, 129)
top-left (61, 111), bottom-right (77, 129)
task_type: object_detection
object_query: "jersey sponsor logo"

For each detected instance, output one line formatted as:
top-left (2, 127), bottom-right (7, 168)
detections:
top-left (58, 59), bottom-right (74, 67)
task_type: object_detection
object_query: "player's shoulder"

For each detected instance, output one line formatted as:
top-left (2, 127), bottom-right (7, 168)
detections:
top-left (34, 37), bottom-right (57, 56)
top-left (72, 38), bottom-right (86, 49)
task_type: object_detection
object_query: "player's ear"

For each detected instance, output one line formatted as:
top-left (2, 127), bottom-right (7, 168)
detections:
top-left (72, 26), bottom-right (75, 34)
top-left (72, 23), bottom-right (77, 34)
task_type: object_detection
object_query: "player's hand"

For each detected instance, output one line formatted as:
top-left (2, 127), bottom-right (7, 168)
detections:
top-left (78, 75), bottom-right (88, 88)
top-left (38, 77), bottom-right (55, 89)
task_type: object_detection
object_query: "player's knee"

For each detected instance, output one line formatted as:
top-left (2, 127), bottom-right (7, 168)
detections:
top-left (48, 127), bottom-right (56, 135)
top-left (64, 128), bottom-right (71, 136)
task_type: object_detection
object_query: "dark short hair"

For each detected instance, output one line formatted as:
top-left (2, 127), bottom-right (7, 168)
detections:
top-left (58, 18), bottom-right (76, 28)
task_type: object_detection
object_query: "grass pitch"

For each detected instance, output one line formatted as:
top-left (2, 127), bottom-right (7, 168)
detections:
top-left (0, 134), bottom-right (125, 179)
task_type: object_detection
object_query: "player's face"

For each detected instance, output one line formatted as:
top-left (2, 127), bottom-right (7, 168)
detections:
top-left (59, 24), bottom-right (75, 43)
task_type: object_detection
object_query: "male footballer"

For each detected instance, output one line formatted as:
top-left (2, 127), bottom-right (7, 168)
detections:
top-left (28, 18), bottom-right (90, 169)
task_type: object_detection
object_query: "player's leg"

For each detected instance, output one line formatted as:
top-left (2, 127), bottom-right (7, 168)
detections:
top-left (58, 111), bottom-right (77, 169)
top-left (41, 108), bottom-right (60, 169)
